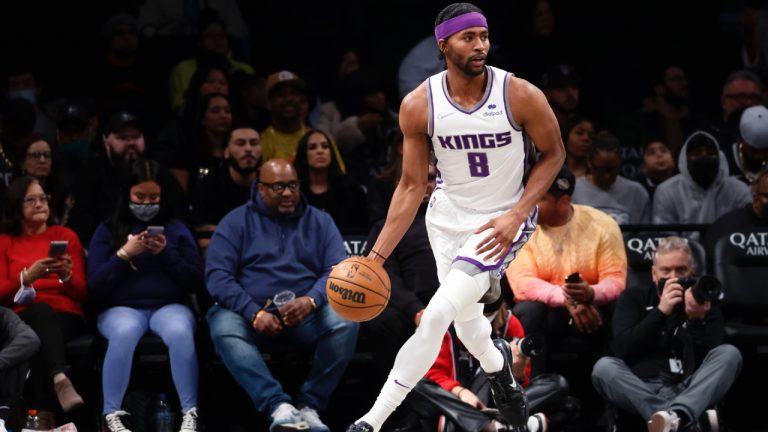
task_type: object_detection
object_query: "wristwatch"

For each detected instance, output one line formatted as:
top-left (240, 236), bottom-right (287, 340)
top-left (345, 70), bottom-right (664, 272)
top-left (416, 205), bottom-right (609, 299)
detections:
top-left (307, 297), bottom-right (317, 310)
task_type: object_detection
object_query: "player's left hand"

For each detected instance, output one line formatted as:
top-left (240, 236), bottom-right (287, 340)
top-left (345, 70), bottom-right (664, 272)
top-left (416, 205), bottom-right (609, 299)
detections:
top-left (474, 210), bottom-right (526, 262)
top-left (281, 296), bottom-right (314, 326)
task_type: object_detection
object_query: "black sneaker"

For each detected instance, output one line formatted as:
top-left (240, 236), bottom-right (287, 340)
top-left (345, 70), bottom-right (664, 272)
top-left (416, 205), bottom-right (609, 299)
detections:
top-left (486, 338), bottom-right (528, 429)
top-left (346, 421), bottom-right (374, 432)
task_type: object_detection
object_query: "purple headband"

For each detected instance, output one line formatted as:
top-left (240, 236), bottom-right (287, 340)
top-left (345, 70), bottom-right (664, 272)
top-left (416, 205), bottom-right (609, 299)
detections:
top-left (434, 12), bottom-right (488, 43)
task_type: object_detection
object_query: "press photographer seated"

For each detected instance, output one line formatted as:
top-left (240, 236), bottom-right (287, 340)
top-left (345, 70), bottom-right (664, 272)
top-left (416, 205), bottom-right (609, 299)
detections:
top-left (592, 236), bottom-right (742, 431)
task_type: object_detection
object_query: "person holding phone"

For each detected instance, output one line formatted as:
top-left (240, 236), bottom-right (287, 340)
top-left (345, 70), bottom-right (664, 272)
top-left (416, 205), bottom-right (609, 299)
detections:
top-left (506, 165), bottom-right (627, 376)
top-left (0, 176), bottom-right (88, 421)
top-left (87, 158), bottom-right (203, 432)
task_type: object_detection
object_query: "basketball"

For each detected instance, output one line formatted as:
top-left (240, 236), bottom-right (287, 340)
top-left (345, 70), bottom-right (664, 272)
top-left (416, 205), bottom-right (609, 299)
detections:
top-left (327, 257), bottom-right (391, 322)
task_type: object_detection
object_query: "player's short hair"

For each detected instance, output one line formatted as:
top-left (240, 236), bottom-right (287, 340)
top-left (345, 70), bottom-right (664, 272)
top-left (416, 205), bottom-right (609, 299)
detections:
top-left (434, 3), bottom-right (484, 29)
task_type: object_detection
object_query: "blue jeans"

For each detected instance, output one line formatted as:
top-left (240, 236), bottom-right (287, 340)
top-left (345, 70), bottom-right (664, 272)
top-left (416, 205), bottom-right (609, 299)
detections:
top-left (207, 303), bottom-right (359, 414)
top-left (98, 304), bottom-right (199, 414)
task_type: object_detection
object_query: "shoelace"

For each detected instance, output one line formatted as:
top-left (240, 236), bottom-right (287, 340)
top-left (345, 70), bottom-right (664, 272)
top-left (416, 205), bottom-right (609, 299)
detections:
top-left (105, 411), bottom-right (130, 432)
top-left (180, 409), bottom-right (198, 431)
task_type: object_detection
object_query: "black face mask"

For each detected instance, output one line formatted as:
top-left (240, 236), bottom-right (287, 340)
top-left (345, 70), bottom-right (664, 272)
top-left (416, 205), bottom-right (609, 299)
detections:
top-left (688, 155), bottom-right (719, 189)
top-left (228, 156), bottom-right (257, 176)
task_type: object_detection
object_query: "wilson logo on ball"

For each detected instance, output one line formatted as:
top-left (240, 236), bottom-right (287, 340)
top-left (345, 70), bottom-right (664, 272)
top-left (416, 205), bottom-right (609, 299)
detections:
top-left (327, 281), bottom-right (367, 304)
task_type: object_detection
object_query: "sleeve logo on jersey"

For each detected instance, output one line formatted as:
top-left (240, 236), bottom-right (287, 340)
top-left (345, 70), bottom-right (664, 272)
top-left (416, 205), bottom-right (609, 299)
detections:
top-left (437, 132), bottom-right (512, 150)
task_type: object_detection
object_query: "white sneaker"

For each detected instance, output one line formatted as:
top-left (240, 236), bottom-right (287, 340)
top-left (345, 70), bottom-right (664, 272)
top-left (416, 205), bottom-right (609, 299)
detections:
top-left (299, 407), bottom-right (330, 432)
top-left (104, 410), bottom-right (132, 432)
top-left (527, 412), bottom-right (547, 432)
top-left (270, 403), bottom-right (309, 431)
top-left (179, 407), bottom-right (198, 432)
top-left (702, 409), bottom-right (718, 432)
top-left (648, 411), bottom-right (680, 432)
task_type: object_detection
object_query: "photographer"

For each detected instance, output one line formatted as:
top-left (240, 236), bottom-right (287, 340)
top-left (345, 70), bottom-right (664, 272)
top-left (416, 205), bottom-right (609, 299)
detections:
top-left (591, 236), bottom-right (742, 431)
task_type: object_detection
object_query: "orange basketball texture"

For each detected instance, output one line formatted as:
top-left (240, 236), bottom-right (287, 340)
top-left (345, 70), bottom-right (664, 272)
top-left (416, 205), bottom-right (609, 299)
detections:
top-left (327, 257), bottom-right (391, 322)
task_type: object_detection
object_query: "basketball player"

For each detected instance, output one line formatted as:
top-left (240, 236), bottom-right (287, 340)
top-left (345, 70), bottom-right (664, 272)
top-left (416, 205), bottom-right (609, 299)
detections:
top-left (346, 3), bottom-right (565, 432)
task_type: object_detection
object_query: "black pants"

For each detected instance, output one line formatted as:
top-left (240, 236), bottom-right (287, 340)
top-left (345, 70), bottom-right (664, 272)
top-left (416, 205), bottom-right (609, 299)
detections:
top-left (405, 373), bottom-right (570, 432)
top-left (363, 306), bottom-right (415, 387)
top-left (18, 303), bottom-right (85, 410)
top-left (512, 301), bottom-right (610, 377)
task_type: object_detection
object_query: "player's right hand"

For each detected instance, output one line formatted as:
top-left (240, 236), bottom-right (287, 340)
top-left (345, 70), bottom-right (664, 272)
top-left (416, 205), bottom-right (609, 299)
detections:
top-left (657, 277), bottom-right (684, 316)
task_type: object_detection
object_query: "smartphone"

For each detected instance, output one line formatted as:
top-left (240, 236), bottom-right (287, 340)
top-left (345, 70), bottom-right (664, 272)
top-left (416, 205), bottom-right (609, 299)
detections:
top-left (146, 226), bottom-right (165, 237)
top-left (565, 272), bottom-right (581, 283)
top-left (48, 240), bottom-right (69, 257)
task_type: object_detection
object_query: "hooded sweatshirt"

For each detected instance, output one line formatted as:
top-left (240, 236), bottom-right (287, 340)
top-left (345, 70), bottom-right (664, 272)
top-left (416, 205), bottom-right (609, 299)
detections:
top-left (652, 131), bottom-right (751, 225)
top-left (205, 184), bottom-right (346, 321)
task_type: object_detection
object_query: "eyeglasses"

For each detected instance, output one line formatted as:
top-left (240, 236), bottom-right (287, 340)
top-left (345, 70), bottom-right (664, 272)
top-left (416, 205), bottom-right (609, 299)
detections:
top-left (26, 151), bottom-right (52, 160)
top-left (23, 194), bottom-right (51, 206)
top-left (723, 92), bottom-right (763, 103)
top-left (260, 181), bottom-right (300, 193)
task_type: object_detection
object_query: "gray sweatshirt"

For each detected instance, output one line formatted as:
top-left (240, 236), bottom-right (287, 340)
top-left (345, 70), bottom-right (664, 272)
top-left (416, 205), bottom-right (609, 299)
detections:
top-left (0, 306), bottom-right (40, 370)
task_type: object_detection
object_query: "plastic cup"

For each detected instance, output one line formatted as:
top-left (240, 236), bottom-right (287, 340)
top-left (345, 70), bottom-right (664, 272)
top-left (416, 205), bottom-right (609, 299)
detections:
top-left (273, 290), bottom-right (296, 315)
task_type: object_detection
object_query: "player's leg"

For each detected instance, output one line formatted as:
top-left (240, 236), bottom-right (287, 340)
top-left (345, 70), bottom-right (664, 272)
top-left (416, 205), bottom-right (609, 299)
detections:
top-left (349, 267), bottom-right (489, 431)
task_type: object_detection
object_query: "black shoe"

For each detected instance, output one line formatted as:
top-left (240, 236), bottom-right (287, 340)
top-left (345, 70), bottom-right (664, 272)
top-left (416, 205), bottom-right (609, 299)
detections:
top-left (486, 338), bottom-right (528, 428)
top-left (346, 421), bottom-right (374, 432)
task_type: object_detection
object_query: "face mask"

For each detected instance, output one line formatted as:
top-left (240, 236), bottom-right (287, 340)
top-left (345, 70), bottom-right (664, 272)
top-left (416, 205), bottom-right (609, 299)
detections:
top-left (228, 156), bottom-right (257, 176)
top-left (687, 155), bottom-right (719, 189)
top-left (129, 202), bottom-right (160, 222)
top-left (8, 89), bottom-right (36, 104)
top-left (60, 139), bottom-right (90, 161)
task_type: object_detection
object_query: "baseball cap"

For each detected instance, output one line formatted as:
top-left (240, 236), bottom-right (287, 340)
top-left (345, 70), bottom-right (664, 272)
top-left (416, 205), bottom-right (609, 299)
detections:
top-left (739, 105), bottom-right (768, 150)
top-left (541, 64), bottom-right (580, 89)
top-left (104, 111), bottom-right (142, 135)
top-left (57, 102), bottom-right (90, 130)
top-left (547, 164), bottom-right (576, 197)
top-left (265, 70), bottom-right (307, 98)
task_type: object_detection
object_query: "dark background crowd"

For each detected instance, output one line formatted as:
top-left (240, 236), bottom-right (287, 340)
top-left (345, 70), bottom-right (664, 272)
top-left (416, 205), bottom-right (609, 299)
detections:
top-left (0, 1), bottom-right (767, 432)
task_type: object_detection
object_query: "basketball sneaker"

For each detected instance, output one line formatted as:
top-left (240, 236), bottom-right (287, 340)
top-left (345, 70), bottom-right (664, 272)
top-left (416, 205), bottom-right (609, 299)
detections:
top-left (299, 407), bottom-right (329, 432)
top-left (270, 403), bottom-right (309, 431)
top-left (648, 410), bottom-right (680, 432)
top-left (104, 410), bottom-right (131, 432)
top-left (345, 421), bottom-right (374, 432)
top-left (700, 409), bottom-right (718, 432)
top-left (486, 338), bottom-right (528, 430)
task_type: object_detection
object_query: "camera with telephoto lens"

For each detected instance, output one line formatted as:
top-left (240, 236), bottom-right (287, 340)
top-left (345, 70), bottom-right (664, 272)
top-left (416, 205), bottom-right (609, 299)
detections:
top-left (658, 275), bottom-right (722, 305)
top-left (516, 336), bottom-right (542, 358)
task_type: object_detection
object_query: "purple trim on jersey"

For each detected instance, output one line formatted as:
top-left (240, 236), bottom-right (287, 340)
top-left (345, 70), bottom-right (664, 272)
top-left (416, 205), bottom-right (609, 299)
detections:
top-left (441, 66), bottom-right (494, 115)
top-left (427, 78), bottom-right (435, 138)
top-left (452, 207), bottom-right (538, 271)
top-left (434, 12), bottom-right (488, 43)
top-left (503, 73), bottom-right (523, 131)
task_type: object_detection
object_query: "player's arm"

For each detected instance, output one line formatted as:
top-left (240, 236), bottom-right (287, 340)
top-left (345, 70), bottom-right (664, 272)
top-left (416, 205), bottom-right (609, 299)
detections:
top-left (475, 76), bottom-right (565, 259)
top-left (508, 76), bottom-right (565, 220)
top-left (366, 85), bottom-right (430, 264)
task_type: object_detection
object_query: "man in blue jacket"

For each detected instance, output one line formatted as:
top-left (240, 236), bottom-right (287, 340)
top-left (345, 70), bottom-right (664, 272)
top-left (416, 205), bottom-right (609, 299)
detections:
top-left (206, 159), bottom-right (359, 432)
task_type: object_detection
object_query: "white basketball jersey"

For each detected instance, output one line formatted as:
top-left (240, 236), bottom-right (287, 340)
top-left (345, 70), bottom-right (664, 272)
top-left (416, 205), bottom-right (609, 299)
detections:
top-left (427, 66), bottom-right (531, 213)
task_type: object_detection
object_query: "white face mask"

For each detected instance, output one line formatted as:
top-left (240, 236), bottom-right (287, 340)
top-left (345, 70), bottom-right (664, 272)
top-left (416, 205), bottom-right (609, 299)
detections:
top-left (485, 311), bottom-right (498, 323)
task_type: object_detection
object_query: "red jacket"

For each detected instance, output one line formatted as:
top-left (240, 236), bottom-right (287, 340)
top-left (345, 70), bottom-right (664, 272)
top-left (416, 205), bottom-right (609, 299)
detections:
top-left (0, 226), bottom-right (88, 317)
top-left (425, 311), bottom-right (531, 392)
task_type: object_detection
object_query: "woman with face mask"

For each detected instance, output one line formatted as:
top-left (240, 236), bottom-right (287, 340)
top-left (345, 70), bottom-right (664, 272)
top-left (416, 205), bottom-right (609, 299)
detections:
top-left (86, 158), bottom-right (203, 432)
top-left (0, 176), bottom-right (88, 426)
top-left (12, 134), bottom-right (71, 225)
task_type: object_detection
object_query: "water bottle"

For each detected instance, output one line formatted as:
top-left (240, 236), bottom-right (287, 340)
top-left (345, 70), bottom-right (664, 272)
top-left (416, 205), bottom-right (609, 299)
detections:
top-left (155, 393), bottom-right (174, 432)
top-left (20, 409), bottom-right (40, 432)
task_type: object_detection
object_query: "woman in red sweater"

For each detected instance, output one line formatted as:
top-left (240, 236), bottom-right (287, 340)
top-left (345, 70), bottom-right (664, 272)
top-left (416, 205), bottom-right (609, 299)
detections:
top-left (0, 176), bottom-right (88, 417)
